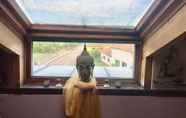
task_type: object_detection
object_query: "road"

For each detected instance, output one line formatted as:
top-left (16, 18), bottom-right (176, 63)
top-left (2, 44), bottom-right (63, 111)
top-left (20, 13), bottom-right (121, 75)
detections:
top-left (48, 45), bottom-right (83, 65)
top-left (34, 45), bottom-right (83, 73)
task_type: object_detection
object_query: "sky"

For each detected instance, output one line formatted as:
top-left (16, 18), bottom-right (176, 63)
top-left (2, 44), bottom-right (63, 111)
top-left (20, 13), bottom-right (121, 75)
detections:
top-left (16, 0), bottom-right (154, 28)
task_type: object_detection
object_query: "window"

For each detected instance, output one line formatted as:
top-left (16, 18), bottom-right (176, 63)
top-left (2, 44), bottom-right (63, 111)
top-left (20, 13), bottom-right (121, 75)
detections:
top-left (32, 42), bottom-right (135, 79)
top-left (15, 0), bottom-right (154, 28)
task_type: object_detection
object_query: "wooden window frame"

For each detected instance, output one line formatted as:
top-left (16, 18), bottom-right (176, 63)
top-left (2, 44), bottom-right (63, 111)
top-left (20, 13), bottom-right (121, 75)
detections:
top-left (144, 32), bottom-right (186, 91)
top-left (25, 31), bottom-right (142, 86)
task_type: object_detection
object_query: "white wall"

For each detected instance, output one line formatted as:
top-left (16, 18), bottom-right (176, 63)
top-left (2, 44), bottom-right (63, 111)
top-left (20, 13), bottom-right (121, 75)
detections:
top-left (112, 48), bottom-right (133, 67)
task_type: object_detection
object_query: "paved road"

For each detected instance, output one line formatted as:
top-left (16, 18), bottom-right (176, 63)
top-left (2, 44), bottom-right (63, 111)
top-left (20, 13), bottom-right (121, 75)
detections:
top-left (48, 45), bottom-right (83, 65)
top-left (34, 45), bottom-right (83, 73)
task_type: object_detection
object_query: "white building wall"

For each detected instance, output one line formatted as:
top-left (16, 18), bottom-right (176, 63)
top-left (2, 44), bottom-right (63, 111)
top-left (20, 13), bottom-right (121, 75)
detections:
top-left (111, 48), bottom-right (133, 67)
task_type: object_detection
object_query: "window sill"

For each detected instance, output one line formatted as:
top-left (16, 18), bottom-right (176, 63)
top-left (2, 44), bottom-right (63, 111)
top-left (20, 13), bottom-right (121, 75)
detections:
top-left (1, 85), bottom-right (186, 97)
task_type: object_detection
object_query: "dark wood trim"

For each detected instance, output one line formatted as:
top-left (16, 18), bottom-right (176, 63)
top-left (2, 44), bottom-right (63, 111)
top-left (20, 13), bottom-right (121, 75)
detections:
top-left (99, 88), bottom-right (186, 97)
top-left (0, 0), bottom-right (30, 39)
top-left (149, 89), bottom-right (186, 97)
top-left (26, 76), bottom-right (137, 86)
top-left (28, 24), bottom-right (141, 43)
top-left (135, 43), bottom-right (143, 85)
top-left (3, 0), bottom-right (30, 27)
top-left (22, 39), bottom-right (27, 85)
top-left (29, 34), bottom-right (140, 43)
top-left (144, 56), bottom-right (153, 90)
top-left (136, 0), bottom-right (161, 30)
top-left (31, 24), bottom-right (137, 34)
top-left (137, 0), bottom-right (186, 39)
top-left (0, 6), bottom-right (23, 39)
top-left (25, 39), bottom-right (32, 84)
top-left (1, 87), bottom-right (186, 97)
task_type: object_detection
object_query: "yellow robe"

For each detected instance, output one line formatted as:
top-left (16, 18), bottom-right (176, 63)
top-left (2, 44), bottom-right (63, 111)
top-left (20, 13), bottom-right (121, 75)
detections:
top-left (64, 75), bottom-right (101, 118)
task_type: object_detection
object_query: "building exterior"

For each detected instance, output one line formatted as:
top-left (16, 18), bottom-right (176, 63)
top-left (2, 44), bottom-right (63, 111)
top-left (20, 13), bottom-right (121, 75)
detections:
top-left (100, 45), bottom-right (134, 68)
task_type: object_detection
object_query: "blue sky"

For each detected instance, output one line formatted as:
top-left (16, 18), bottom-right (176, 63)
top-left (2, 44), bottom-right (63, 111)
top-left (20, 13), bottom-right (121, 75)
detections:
top-left (16, 0), bottom-right (154, 28)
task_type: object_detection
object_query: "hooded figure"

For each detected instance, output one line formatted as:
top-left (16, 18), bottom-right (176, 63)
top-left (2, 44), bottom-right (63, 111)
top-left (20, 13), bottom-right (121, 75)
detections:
top-left (64, 44), bottom-right (101, 118)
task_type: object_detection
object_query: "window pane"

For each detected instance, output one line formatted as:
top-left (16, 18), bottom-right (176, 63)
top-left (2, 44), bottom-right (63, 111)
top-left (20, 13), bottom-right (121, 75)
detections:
top-left (32, 42), bottom-right (135, 79)
top-left (16, 0), bottom-right (154, 28)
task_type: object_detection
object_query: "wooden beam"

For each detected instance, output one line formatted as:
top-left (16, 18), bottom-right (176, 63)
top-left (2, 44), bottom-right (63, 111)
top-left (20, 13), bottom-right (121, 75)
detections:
top-left (31, 24), bottom-right (137, 35)
top-left (0, 0), bottom-right (31, 39)
top-left (6, 0), bottom-right (31, 27)
top-left (28, 24), bottom-right (141, 43)
top-left (136, 0), bottom-right (163, 31)
top-left (136, 0), bottom-right (186, 39)
top-left (28, 33), bottom-right (140, 43)
top-left (135, 43), bottom-right (143, 85)
top-left (144, 56), bottom-right (153, 90)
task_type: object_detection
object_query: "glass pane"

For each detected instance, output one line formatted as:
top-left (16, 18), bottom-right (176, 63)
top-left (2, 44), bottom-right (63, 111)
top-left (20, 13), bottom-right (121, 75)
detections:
top-left (32, 42), bottom-right (135, 79)
top-left (16, 0), bottom-right (154, 28)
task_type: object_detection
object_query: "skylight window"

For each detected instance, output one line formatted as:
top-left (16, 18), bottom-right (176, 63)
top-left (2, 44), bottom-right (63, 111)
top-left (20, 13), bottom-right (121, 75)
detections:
top-left (16, 0), bottom-right (154, 28)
